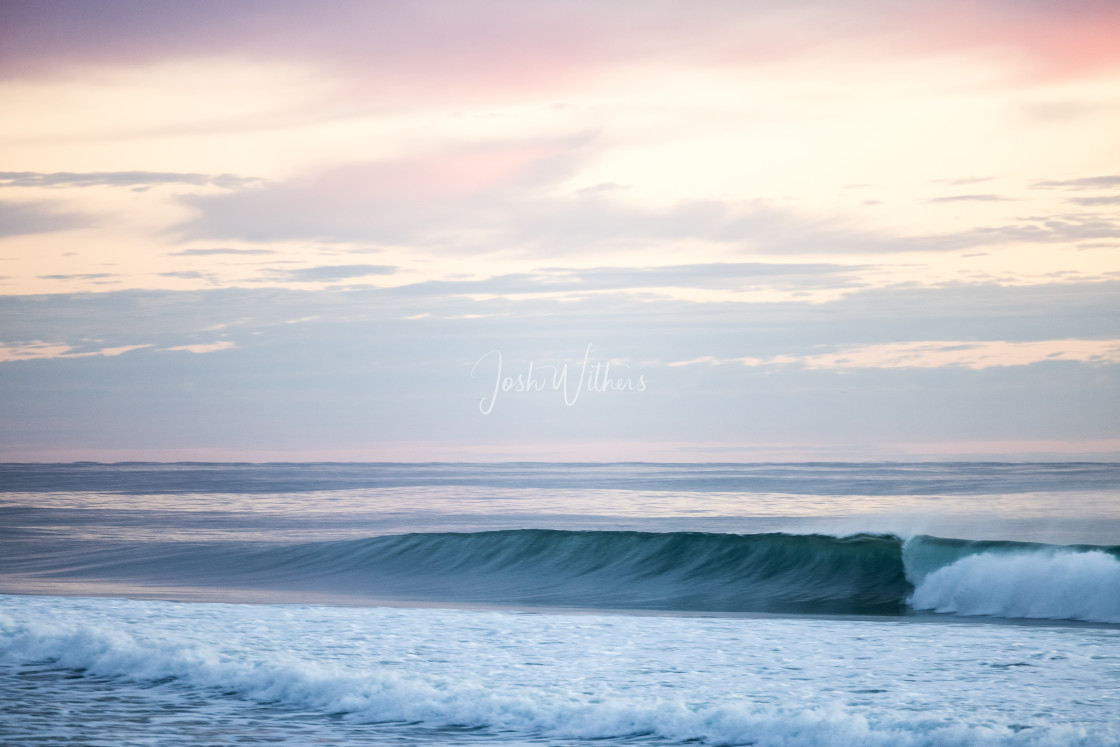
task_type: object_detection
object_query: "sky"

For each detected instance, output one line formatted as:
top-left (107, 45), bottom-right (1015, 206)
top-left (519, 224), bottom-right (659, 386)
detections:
top-left (0, 0), bottom-right (1118, 462)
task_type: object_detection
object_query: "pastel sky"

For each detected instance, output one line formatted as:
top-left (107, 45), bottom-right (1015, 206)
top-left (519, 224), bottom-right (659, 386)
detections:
top-left (1, 0), bottom-right (1118, 461)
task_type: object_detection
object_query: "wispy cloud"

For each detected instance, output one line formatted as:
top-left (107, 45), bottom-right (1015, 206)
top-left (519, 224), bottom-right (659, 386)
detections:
top-left (0, 338), bottom-right (239, 362)
top-left (162, 341), bottom-right (236, 354)
top-left (0, 171), bottom-right (261, 189)
top-left (1031, 175), bottom-right (1120, 190)
top-left (384, 263), bottom-right (864, 298)
top-left (1068, 195), bottom-right (1120, 206)
top-left (0, 199), bottom-right (92, 237)
top-left (933, 177), bottom-right (995, 186)
top-left (668, 339), bottom-right (1120, 371)
top-left (38, 273), bottom-right (117, 280)
top-left (269, 264), bottom-right (398, 282)
top-left (174, 154), bottom-right (893, 254)
top-left (4, 279), bottom-right (1116, 348)
top-left (0, 341), bottom-right (73, 362)
top-left (0, 341), bottom-right (151, 362)
top-left (927, 194), bottom-right (1016, 203)
top-left (169, 248), bottom-right (275, 256)
top-left (157, 271), bottom-right (207, 279)
top-left (175, 153), bottom-right (1120, 256)
top-left (924, 214), bottom-right (1120, 249)
top-left (3, 0), bottom-right (1119, 89)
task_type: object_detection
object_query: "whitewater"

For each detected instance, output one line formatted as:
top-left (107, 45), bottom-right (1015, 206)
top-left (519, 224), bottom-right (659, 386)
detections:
top-left (1, 462), bottom-right (1118, 745)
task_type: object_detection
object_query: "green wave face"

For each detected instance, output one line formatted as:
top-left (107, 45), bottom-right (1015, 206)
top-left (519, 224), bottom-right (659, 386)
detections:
top-left (33, 530), bottom-right (912, 615)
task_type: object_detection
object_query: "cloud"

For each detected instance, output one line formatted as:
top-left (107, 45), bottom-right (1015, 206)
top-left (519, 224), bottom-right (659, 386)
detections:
top-left (162, 341), bottom-right (236, 354)
top-left (269, 264), bottom-right (399, 282)
top-left (1068, 195), bottom-right (1120, 206)
top-left (174, 145), bottom-right (902, 254)
top-left (927, 194), bottom-right (1016, 203)
top-left (0, 341), bottom-right (73, 362)
top-left (1021, 99), bottom-right (1104, 124)
top-left (0, 171), bottom-right (260, 189)
top-left (386, 263), bottom-right (864, 297)
top-left (668, 339), bottom-right (1120, 371)
top-left (169, 248), bottom-right (276, 256)
top-left (922, 214), bottom-right (1120, 250)
top-left (1032, 175), bottom-right (1120, 190)
top-left (0, 341), bottom-right (151, 362)
top-left (3, 0), bottom-right (1118, 94)
top-left (933, 177), bottom-right (995, 186)
top-left (547, 263), bottom-right (864, 291)
top-left (0, 336), bottom-right (235, 361)
top-left (96, 344), bottom-right (150, 356)
top-left (3, 279), bottom-right (1117, 368)
top-left (176, 141), bottom-right (590, 245)
top-left (0, 199), bottom-right (92, 237)
top-left (179, 158), bottom-right (1120, 255)
top-left (158, 132), bottom-right (1119, 257)
top-left (38, 273), bottom-right (117, 280)
top-left (157, 271), bottom-right (207, 279)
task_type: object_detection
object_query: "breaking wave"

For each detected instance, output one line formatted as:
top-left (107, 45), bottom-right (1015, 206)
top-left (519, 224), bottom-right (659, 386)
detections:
top-left (22, 529), bottom-right (1120, 622)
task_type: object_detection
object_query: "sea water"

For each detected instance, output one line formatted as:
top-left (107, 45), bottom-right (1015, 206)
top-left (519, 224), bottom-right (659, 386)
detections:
top-left (1, 462), bottom-right (1118, 745)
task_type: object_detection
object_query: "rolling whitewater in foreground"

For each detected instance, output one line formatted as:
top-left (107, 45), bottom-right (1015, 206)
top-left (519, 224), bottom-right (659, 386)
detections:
top-left (1, 463), bottom-right (1118, 745)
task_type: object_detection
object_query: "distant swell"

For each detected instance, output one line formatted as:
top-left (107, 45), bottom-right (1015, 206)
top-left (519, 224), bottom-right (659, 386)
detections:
top-left (20, 530), bottom-right (1120, 623)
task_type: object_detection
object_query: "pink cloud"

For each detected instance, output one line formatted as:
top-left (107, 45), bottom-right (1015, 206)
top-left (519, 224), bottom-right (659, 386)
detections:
top-left (904, 0), bottom-right (1120, 84)
top-left (319, 142), bottom-right (572, 200)
top-left (175, 137), bottom-right (589, 244)
top-left (4, 1), bottom-right (1117, 107)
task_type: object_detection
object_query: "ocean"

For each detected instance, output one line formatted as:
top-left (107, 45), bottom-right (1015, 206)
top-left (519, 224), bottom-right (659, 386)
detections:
top-left (1, 462), bottom-right (1118, 745)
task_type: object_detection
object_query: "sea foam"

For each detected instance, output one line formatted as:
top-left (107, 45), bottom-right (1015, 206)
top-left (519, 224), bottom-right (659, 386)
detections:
top-left (909, 549), bottom-right (1120, 623)
top-left (1, 602), bottom-right (1114, 747)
